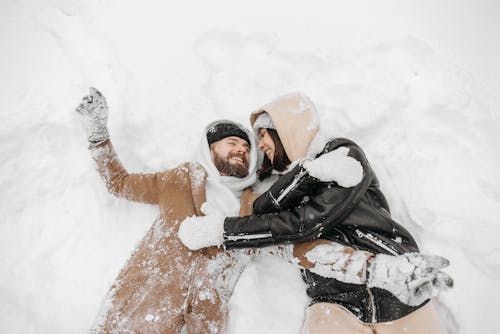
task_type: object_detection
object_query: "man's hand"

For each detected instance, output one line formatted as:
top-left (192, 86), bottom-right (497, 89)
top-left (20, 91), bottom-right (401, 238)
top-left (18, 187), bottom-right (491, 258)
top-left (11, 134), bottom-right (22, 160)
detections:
top-left (75, 87), bottom-right (109, 145)
top-left (293, 239), bottom-right (349, 269)
top-left (301, 241), bottom-right (372, 284)
top-left (178, 203), bottom-right (225, 250)
top-left (302, 147), bottom-right (363, 187)
top-left (367, 253), bottom-right (454, 306)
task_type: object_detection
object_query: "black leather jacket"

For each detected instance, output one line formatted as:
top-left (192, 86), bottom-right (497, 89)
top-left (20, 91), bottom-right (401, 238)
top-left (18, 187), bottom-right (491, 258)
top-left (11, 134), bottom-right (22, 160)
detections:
top-left (223, 138), bottom-right (427, 322)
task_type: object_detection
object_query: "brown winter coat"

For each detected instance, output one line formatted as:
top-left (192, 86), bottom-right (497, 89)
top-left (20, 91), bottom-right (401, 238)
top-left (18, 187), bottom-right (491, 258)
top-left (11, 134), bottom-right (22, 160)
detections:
top-left (90, 140), bottom-right (256, 334)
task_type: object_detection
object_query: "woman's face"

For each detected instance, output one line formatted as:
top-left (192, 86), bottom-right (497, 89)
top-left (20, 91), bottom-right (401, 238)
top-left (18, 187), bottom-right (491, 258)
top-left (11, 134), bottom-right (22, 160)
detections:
top-left (258, 128), bottom-right (276, 163)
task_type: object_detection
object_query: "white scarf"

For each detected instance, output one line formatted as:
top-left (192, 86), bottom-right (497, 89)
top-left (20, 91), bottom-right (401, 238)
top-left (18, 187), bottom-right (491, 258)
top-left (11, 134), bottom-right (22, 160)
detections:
top-left (193, 120), bottom-right (258, 216)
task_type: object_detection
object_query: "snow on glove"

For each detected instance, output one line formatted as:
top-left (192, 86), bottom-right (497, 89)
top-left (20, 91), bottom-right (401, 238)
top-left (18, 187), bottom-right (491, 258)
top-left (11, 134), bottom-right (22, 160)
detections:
top-left (75, 87), bottom-right (110, 145)
top-left (302, 147), bottom-right (363, 187)
top-left (178, 202), bottom-right (225, 250)
top-left (367, 253), bottom-right (454, 306)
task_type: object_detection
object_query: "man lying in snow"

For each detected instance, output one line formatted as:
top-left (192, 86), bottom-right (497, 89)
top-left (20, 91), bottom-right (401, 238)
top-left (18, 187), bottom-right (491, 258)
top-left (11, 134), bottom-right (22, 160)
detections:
top-left (77, 88), bottom-right (260, 333)
top-left (76, 88), bottom-right (451, 333)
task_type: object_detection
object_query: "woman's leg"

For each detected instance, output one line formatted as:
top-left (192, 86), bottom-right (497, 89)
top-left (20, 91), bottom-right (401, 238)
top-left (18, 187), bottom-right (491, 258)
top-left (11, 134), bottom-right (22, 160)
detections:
top-left (302, 303), bottom-right (374, 334)
top-left (372, 302), bottom-right (445, 334)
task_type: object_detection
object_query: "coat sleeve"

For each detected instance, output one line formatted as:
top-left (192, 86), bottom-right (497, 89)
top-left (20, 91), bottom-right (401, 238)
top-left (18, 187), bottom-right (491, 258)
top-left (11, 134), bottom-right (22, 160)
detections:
top-left (251, 163), bottom-right (318, 214)
top-left (90, 140), bottom-right (165, 205)
top-left (223, 140), bottom-right (372, 249)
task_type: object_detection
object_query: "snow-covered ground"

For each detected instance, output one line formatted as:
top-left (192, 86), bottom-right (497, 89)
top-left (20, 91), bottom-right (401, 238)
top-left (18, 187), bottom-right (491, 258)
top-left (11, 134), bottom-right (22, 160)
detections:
top-left (1, 1), bottom-right (500, 333)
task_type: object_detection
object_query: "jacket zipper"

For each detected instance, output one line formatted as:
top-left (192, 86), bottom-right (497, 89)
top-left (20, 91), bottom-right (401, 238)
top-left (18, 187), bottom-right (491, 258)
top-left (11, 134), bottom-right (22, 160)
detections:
top-left (225, 232), bottom-right (272, 241)
top-left (269, 191), bottom-right (281, 210)
top-left (355, 229), bottom-right (398, 255)
top-left (366, 286), bottom-right (377, 322)
top-left (276, 168), bottom-right (308, 203)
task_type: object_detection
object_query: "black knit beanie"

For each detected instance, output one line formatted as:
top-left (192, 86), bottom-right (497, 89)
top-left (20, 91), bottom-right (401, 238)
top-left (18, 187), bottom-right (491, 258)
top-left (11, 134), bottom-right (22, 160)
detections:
top-left (207, 122), bottom-right (251, 146)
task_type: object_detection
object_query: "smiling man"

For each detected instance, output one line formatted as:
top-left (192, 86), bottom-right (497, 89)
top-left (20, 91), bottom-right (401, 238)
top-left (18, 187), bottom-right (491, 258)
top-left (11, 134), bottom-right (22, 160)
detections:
top-left (75, 88), bottom-right (259, 334)
top-left (207, 122), bottom-right (251, 178)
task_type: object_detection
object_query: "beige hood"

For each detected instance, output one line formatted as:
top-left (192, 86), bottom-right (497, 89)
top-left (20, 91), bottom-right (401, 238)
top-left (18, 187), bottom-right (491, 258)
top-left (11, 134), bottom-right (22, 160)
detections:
top-left (250, 92), bottom-right (320, 161)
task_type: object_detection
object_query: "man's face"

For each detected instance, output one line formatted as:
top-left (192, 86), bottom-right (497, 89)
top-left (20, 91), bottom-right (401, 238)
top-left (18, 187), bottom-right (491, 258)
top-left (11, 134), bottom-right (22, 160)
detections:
top-left (210, 136), bottom-right (250, 178)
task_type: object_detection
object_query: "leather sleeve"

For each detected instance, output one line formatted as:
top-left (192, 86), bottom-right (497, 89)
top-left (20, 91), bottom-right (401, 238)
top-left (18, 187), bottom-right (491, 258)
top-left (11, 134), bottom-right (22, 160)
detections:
top-left (224, 139), bottom-right (372, 249)
top-left (252, 164), bottom-right (320, 214)
top-left (90, 140), bottom-right (165, 205)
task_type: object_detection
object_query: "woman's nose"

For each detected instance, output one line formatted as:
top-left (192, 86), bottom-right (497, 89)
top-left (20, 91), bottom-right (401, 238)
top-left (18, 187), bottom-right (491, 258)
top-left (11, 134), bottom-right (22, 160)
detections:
top-left (258, 140), bottom-right (265, 151)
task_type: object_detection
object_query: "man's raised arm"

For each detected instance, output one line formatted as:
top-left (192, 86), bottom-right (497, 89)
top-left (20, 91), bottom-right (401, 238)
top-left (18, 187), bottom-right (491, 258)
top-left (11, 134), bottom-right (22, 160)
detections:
top-left (75, 87), bottom-right (161, 205)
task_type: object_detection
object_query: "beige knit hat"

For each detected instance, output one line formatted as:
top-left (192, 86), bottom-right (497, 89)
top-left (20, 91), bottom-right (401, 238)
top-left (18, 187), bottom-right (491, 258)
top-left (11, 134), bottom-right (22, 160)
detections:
top-left (252, 112), bottom-right (276, 135)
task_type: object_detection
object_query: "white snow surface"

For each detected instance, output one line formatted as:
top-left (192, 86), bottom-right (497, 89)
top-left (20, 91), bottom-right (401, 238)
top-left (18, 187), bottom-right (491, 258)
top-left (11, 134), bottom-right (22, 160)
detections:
top-left (1, 1), bottom-right (500, 333)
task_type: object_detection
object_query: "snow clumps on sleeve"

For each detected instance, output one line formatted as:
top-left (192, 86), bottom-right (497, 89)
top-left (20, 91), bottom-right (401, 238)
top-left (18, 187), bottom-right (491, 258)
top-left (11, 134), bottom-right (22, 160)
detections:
top-left (303, 146), bottom-right (363, 187)
top-left (305, 243), bottom-right (371, 284)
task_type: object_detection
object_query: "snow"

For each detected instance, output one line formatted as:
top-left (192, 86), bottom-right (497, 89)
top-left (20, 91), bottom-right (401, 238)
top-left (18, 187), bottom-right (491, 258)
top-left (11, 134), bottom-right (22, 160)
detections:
top-left (367, 253), bottom-right (453, 307)
top-left (303, 146), bottom-right (364, 187)
top-left (304, 243), bottom-right (369, 284)
top-left (177, 203), bottom-right (225, 251)
top-left (1, 1), bottom-right (500, 333)
top-left (228, 256), bottom-right (309, 334)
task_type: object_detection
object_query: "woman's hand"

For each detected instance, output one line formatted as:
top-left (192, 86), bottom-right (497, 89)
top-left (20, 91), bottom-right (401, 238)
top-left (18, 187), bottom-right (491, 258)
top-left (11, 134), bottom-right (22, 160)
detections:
top-left (178, 203), bottom-right (225, 250)
top-left (302, 147), bottom-right (363, 187)
top-left (75, 87), bottom-right (110, 145)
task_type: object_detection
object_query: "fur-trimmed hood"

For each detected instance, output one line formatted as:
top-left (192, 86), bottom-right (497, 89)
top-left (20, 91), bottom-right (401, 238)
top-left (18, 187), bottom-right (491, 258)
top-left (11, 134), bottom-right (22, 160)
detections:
top-left (250, 92), bottom-right (320, 162)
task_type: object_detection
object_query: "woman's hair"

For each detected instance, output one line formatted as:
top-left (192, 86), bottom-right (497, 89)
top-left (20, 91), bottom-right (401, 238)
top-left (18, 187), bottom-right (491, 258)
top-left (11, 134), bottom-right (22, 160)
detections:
top-left (258, 129), bottom-right (291, 180)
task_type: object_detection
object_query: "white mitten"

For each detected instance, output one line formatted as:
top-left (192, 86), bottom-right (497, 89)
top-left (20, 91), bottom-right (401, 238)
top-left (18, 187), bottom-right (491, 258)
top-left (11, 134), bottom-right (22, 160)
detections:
top-left (178, 202), bottom-right (225, 250)
top-left (75, 87), bottom-right (110, 145)
top-left (302, 147), bottom-right (363, 187)
top-left (367, 253), bottom-right (454, 306)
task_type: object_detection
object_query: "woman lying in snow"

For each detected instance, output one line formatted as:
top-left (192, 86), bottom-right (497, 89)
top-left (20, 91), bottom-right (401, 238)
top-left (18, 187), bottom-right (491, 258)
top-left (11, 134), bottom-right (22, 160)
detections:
top-left (179, 92), bottom-right (453, 333)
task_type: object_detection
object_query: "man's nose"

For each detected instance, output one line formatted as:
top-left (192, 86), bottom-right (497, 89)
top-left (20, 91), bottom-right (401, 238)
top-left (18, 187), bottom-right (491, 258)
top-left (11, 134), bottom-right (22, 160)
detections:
top-left (235, 143), bottom-right (249, 154)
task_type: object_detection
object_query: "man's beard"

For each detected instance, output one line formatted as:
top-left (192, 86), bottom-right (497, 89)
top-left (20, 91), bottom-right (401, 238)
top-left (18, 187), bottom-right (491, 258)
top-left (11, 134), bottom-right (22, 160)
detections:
top-left (213, 152), bottom-right (249, 178)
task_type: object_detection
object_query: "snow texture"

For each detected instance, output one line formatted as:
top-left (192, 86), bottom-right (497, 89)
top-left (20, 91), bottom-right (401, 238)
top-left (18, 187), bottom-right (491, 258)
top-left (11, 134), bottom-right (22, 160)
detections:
top-left (178, 203), bottom-right (225, 250)
top-left (75, 87), bottom-right (110, 145)
top-left (1, 1), bottom-right (500, 333)
top-left (367, 253), bottom-right (453, 307)
top-left (305, 243), bottom-right (370, 284)
top-left (303, 146), bottom-right (363, 187)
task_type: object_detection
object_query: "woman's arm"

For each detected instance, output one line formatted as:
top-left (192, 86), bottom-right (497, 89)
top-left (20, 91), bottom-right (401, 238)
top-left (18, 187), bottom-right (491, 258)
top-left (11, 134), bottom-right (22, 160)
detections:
top-left (178, 139), bottom-right (370, 249)
top-left (224, 140), bottom-right (372, 248)
top-left (252, 138), bottom-right (364, 214)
